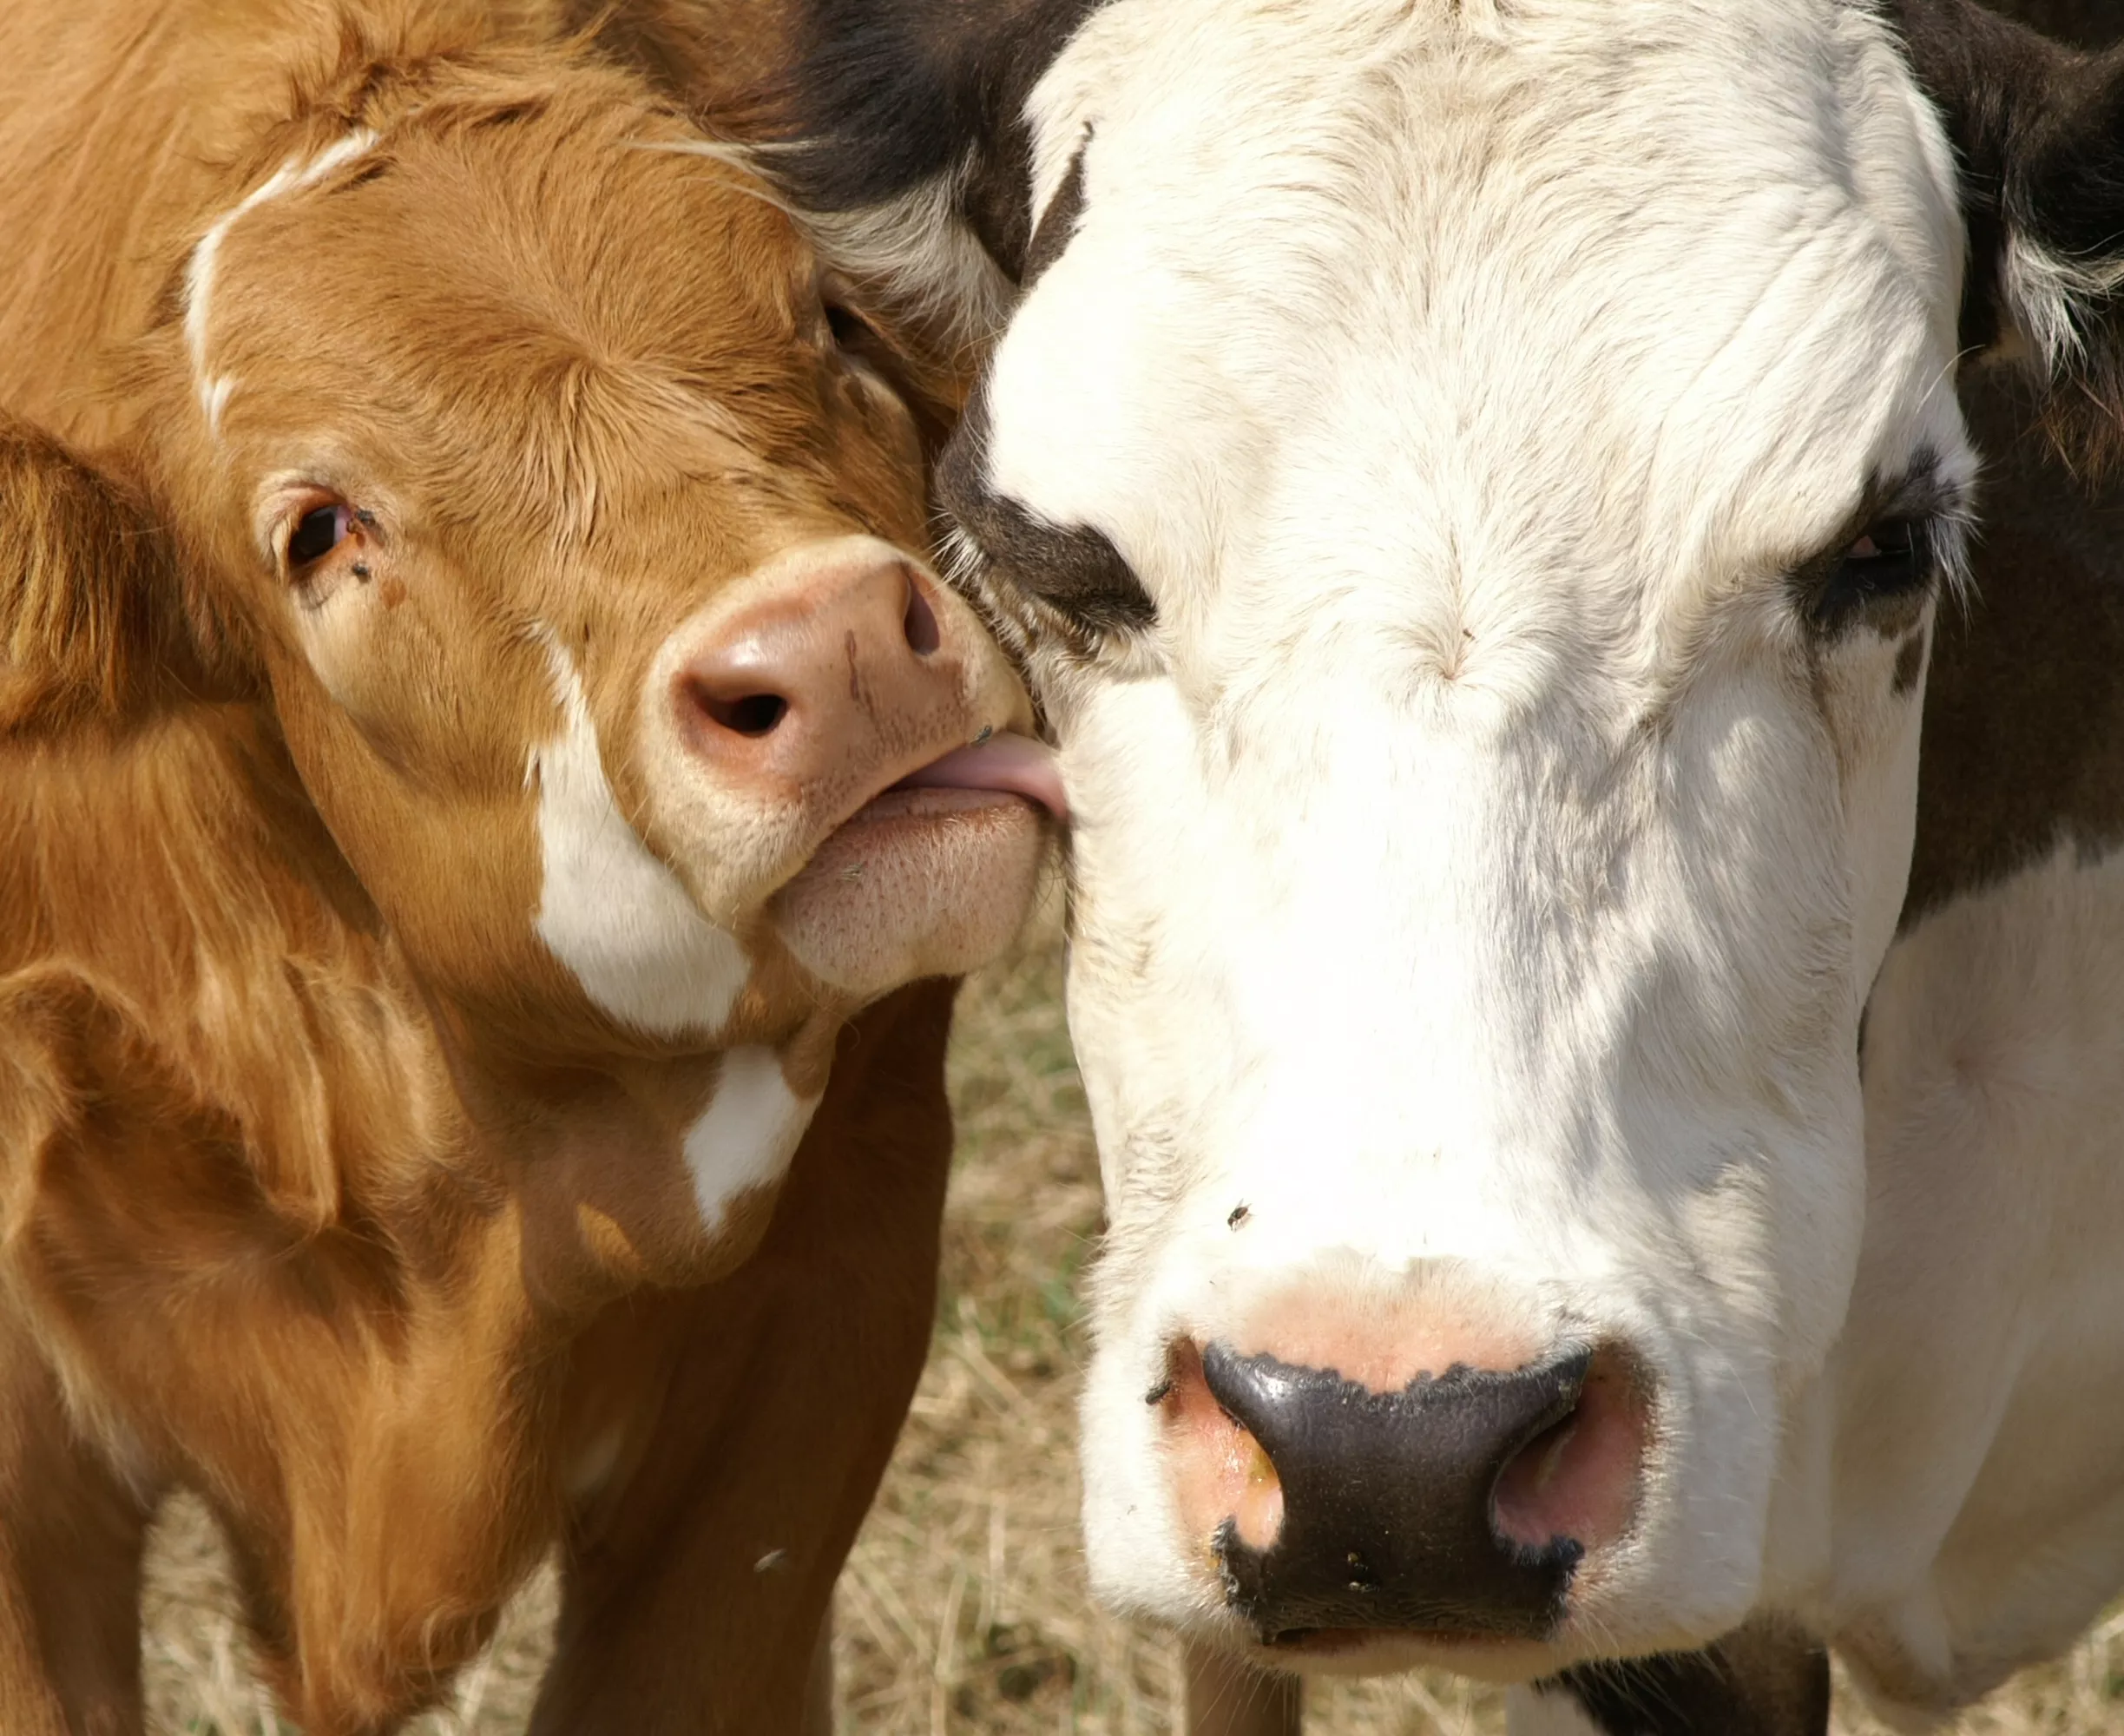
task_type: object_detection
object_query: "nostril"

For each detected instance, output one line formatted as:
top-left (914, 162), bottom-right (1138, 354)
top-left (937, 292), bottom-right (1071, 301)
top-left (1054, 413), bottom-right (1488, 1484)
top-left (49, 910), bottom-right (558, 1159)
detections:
top-left (692, 682), bottom-right (790, 738)
top-left (902, 580), bottom-right (941, 655)
top-left (1490, 1347), bottom-right (1646, 1556)
top-left (1491, 1408), bottom-right (1583, 1548)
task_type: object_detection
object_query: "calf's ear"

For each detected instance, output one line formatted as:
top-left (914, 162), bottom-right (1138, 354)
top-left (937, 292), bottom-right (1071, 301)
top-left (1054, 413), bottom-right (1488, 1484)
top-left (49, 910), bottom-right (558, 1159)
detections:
top-left (1897, 0), bottom-right (2124, 458)
top-left (0, 417), bottom-right (237, 734)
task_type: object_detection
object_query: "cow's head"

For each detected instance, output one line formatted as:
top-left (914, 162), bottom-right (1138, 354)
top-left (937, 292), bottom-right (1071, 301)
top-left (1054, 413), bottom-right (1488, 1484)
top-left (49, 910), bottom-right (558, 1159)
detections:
top-left (7, 47), bottom-right (1060, 1045)
top-left (0, 42), bottom-right (1065, 1293)
top-left (779, 0), bottom-right (2124, 1677)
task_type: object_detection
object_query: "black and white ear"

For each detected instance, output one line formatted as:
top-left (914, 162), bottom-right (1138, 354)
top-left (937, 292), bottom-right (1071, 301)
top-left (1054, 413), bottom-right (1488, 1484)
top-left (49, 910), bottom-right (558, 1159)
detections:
top-left (0, 416), bottom-right (235, 734)
top-left (1896, 1), bottom-right (2124, 451)
top-left (772, 0), bottom-right (1100, 351)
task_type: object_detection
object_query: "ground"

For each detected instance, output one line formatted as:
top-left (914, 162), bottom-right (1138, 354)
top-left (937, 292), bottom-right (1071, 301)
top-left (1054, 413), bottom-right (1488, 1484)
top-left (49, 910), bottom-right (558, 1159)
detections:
top-left (143, 892), bottom-right (2124, 1733)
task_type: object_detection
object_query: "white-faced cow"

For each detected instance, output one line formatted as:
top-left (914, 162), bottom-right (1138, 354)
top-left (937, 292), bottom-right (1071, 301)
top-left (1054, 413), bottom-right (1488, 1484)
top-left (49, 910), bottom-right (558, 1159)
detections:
top-left (0, 0), bottom-right (1062, 1730)
top-left (746, 0), bottom-right (2124, 1728)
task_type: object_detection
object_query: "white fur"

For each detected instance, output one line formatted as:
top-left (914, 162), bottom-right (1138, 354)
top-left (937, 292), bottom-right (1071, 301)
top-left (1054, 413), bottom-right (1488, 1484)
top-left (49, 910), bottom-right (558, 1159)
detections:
top-left (1792, 842), bottom-right (2124, 1725)
top-left (182, 130), bottom-right (378, 435)
top-left (681, 1044), bottom-right (820, 1231)
top-left (528, 628), bottom-right (750, 1036)
top-left (2002, 228), bottom-right (2124, 378)
top-left (799, 170), bottom-right (1016, 351)
top-left (937, 0), bottom-right (1983, 1679)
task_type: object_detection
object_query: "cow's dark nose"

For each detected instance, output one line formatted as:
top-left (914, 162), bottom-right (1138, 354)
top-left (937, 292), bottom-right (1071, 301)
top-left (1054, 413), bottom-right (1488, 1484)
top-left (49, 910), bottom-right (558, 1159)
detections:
top-left (1197, 1342), bottom-right (1594, 1641)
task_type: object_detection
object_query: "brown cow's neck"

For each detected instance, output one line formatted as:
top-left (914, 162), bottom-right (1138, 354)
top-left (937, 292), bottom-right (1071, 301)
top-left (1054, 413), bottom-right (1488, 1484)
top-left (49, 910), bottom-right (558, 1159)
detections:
top-left (1901, 369), bottom-right (2124, 927)
top-left (0, 695), bottom-right (777, 1713)
top-left (2, 689), bottom-right (780, 1289)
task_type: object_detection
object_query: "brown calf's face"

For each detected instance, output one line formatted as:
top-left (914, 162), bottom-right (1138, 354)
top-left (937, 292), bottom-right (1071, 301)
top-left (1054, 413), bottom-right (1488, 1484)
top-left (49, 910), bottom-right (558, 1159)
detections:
top-left (153, 76), bottom-right (1055, 1061)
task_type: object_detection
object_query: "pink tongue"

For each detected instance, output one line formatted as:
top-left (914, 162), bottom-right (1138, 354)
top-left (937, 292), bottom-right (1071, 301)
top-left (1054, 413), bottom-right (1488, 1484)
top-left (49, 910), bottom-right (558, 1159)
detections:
top-left (895, 734), bottom-right (1069, 819)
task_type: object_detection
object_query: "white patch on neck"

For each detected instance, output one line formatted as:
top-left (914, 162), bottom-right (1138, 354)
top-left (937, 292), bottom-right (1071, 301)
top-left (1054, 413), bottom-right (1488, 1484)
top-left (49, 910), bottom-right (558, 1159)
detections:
top-left (682, 1046), bottom-right (821, 1231)
top-left (182, 129), bottom-right (378, 436)
top-left (528, 627), bottom-right (750, 1036)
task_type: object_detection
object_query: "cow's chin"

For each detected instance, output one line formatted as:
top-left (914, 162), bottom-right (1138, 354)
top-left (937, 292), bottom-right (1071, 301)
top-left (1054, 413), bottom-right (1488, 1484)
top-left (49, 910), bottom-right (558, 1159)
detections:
top-left (768, 786), bottom-right (1051, 999)
top-left (1219, 1630), bottom-right (1562, 1686)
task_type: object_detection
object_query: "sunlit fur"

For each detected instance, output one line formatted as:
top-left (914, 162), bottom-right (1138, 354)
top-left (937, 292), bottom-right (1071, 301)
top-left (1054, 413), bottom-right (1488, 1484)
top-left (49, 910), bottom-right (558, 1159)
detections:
top-left (741, 0), bottom-right (2124, 1721)
top-left (0, 0), bottom-right (1036, 1727)
top-left (947, 0), bottom-right (1978, 1680)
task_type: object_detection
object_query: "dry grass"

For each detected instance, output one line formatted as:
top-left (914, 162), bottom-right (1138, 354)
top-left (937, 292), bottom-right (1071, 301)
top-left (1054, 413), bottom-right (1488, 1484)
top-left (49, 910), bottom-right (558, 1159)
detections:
top-left (141, 895), bottom-right (2124, 1733)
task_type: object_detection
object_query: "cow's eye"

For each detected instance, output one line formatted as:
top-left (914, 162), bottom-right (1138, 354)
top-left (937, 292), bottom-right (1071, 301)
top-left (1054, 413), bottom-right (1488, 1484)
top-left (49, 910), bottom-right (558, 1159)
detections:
top-left (287, 503), bottom-right (352, 567)
top-left (1811, 517), bottom-right (1934, 628)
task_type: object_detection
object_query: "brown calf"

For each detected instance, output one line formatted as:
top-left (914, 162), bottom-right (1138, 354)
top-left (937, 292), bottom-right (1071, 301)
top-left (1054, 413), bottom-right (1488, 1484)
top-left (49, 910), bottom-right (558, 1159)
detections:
top-left (0, 1), bottom-right (1060, 1731)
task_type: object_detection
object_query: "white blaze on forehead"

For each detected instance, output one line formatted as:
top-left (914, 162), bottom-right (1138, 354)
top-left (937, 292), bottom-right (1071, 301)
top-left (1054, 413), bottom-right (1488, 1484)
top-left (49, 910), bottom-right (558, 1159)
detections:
top-left (682, 1045), bottom-right (821, 1231)
top-left (528, 627), bottom-right (751, 1036)
top-left (181, 128), bottom-right (378, 436)
top-left (990, 0), bottom-right (1968, 641)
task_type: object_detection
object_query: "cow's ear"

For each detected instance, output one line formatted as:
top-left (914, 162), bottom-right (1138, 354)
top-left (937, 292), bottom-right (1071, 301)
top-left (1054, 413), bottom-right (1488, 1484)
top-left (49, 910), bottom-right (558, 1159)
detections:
top-left (1897, 1), bottom-right (2124, 458)
top-left (768, 0), bottom-right (1100, 343)
top-left (0, 417), bottom-right (238, 734)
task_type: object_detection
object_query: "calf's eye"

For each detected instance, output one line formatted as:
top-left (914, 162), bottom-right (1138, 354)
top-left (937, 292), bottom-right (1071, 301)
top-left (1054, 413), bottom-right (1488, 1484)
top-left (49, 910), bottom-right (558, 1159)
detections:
top-left (288, 503), bottom-right (352, 567)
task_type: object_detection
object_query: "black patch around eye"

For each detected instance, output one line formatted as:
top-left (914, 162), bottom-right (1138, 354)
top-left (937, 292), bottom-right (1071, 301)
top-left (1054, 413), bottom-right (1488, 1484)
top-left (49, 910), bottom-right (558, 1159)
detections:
top-left (1800, 516), bottom-right (1938, 634)
top-left (937, 392), bottom-right (1156, 635)
top-left (1021, 139), bottom-right (1088, 286)
top-left (1821, 518), bottom-right (1930, 615)
top-left (1795, 456), bottom-right (1956, 635)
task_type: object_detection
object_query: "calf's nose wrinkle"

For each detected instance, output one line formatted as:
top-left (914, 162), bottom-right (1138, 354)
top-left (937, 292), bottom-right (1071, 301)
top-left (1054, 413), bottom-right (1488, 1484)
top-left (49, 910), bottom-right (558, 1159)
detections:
top-left (1198, 1343), bottom-right (1592, 1643)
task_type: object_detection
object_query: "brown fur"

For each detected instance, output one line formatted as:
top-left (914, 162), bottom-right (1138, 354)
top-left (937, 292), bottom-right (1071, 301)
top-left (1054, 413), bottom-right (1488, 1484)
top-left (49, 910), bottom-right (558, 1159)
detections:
top-left (566, 0), bottom-right (996, 448)
top-left (1905, 370), bottom-right (2124, 920)
top-left (1990, 0), bottom-right (2124, 51)
top-left (0, 1), bottom-right (990, 1729)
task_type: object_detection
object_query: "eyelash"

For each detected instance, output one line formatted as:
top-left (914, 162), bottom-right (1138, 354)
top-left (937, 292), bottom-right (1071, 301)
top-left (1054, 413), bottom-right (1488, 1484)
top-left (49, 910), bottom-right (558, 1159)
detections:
top-left (1807, 516), bottom-right (1939, 632)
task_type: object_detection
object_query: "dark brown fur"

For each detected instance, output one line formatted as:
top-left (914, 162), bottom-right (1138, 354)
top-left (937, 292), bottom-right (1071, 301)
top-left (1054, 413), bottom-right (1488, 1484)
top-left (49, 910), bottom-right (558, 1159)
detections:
top-left (1906, 367), bottom-right (2124, 924)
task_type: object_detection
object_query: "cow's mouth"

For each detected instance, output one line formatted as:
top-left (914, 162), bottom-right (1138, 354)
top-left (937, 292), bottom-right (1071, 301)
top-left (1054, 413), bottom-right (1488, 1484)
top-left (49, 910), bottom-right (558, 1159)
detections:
top-left (1265, 1627), bottom-right (1516, 1657)
top-left (1271, 1629), bottom-right (1478, 1654)
top-left (1238, 1626), bottom-right (1555, 1686)
top-left (769, 733), bottom-right (1062, 994)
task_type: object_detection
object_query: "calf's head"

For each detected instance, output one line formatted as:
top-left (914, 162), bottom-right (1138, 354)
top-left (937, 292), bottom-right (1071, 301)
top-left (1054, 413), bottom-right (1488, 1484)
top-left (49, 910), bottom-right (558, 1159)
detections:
top-left (21, 55), bottom-right (1056, 1050)
top-left (781, 0), bottom-right (2124, 1677)
top-left (3, 48), bottom-right (1065, 1298)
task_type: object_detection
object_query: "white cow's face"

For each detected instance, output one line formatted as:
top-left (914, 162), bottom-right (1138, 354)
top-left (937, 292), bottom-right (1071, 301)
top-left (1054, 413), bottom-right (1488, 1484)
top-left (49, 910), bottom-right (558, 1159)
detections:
top-left (938, 0), bottom-right (1973, 1673)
